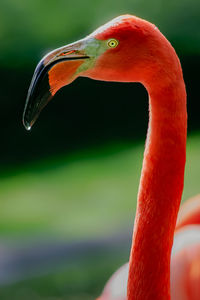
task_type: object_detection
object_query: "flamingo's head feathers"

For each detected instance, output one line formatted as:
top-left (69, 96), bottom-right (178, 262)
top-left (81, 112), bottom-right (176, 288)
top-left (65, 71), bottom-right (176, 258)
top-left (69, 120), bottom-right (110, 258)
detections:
top-left (23, 15), bottom-right (159, 130)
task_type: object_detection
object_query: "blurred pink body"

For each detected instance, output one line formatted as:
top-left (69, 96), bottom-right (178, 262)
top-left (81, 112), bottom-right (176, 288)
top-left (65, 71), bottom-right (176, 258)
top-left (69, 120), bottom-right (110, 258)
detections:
top-left (98, 195), bottom-right (200, 300)
top-left (176, 194), bottom-right (200, 230)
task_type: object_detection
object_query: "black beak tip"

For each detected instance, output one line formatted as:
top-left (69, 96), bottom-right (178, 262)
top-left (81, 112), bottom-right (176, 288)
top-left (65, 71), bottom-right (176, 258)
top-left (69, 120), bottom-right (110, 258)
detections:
top-left (22, 119), bottom-right (31, 131)
top-left (22, 116), bottom-right (32, 131)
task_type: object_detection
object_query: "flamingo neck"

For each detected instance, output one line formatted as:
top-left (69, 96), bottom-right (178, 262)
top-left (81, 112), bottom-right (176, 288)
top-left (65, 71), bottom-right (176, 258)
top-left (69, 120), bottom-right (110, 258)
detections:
top-left (127, 52), bottom-right (187, 299)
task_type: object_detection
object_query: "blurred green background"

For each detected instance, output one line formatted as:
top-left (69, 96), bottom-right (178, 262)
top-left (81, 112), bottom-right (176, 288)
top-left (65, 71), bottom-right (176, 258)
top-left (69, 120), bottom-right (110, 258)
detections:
top-left (0, 0), bottom-right (200, 299)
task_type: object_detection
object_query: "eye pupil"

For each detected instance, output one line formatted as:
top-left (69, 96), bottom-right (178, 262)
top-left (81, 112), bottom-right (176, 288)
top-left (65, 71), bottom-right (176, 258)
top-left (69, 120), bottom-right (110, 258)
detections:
top-left (108, 39), bottom-right (118, 48)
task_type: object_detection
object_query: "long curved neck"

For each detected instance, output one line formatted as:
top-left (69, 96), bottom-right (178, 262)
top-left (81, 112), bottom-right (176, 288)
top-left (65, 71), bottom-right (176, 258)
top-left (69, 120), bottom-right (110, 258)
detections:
top-left (127, 47), bottom-right (187, 299)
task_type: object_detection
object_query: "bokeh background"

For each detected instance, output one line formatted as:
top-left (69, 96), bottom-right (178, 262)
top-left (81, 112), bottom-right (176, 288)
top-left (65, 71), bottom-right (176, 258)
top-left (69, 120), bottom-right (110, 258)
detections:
top-left (0, 0), bottom-right (200, 299)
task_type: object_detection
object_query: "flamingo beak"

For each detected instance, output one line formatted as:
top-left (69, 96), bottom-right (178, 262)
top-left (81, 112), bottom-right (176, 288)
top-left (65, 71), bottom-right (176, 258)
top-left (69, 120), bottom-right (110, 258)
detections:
top-left (23, 39), bottom-right (90, 130)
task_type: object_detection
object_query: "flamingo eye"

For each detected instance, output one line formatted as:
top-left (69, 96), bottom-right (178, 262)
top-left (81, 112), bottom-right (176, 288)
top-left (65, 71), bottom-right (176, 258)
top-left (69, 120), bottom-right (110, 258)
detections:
top-left (107, 39), bottom-right (119, 48)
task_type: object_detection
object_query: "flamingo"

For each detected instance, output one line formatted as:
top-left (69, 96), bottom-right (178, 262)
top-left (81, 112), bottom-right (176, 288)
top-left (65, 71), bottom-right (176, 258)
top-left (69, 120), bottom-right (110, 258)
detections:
top-left (23, 15), bottom-right (200, 299)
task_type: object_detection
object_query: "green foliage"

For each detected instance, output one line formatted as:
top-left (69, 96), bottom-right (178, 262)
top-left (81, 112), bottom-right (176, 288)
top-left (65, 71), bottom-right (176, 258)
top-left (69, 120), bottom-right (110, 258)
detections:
top-left (0, 134), bottom-right (199, 238)
top-left (0, 141), bottom-right (142, 237)
top-left (0, 0), bottom-right (200, 68)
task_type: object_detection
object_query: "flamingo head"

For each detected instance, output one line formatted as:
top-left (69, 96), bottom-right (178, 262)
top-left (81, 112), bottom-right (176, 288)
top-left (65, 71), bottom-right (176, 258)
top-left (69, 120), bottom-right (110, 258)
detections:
top-left (23, 15), bottom-right (158, 130)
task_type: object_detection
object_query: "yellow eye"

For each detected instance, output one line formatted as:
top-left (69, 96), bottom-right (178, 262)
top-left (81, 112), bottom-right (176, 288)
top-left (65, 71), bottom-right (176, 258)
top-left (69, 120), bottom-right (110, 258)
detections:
top-left (107, 39), bottom-right (119, 48)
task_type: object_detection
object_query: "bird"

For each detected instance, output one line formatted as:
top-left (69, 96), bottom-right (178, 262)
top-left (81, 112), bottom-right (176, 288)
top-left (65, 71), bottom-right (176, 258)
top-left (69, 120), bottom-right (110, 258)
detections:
top-left (23, 15), bottom-right (200, 300)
